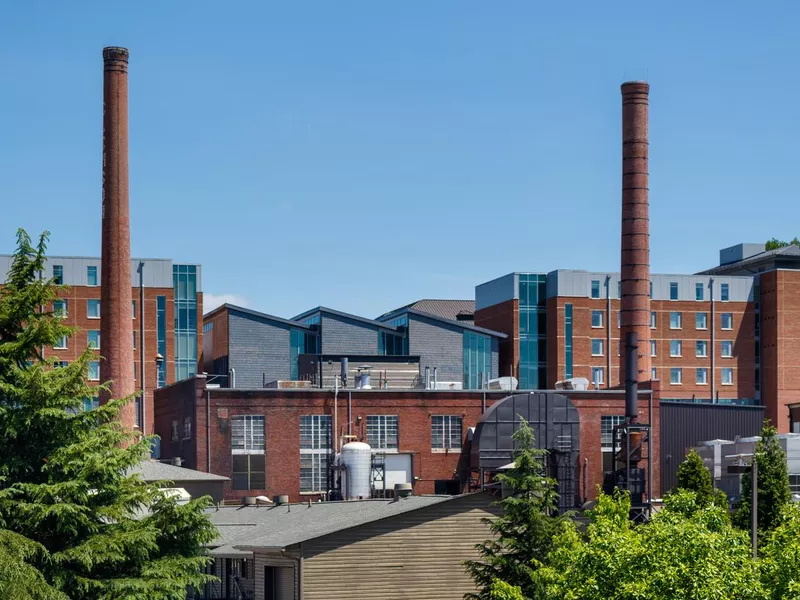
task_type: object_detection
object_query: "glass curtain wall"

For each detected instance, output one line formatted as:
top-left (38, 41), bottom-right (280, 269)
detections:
top-left (290, 328), bottom-right (320, 380)
top-left (463, 331), bottom-right (492, 389)
top-left (519, 274), bottom-right (547, 389)
top-left (173, 265), bottom-right (198, 381)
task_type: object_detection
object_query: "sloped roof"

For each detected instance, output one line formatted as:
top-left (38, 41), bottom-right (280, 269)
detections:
top-left (699, 244), bottom-right (800, 275)
top-left (131, 460), bottom-right (229, 482)
top-left (403, 299), bottom-right (475, 322)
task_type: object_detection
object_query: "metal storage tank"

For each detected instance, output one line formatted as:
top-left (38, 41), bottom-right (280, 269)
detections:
top-left (340, 441), bottom-right (372, 499)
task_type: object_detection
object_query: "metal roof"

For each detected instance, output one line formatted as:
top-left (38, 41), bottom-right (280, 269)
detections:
top-left (379, 299), bottom-right (475, 322)
top-left (203, 303), bottom-right (313, 330)
top-left (130, 460), bottom-right (229, 482)
top-left (698, 244), bottom-right (800, 275)
top-left (291, 306), bottom-right (401, 331)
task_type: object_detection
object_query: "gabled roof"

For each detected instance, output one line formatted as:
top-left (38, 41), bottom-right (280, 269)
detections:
top-left (380, 299), bottom-right (475, 322)
top-left (130, 460), bottom-right (229, 482)
top-left (291, 306), bottom-right (400, 332)
top-left (203, 303), bottom-right (313, 330)
top-left (206, 494), bottom-right (480, 552)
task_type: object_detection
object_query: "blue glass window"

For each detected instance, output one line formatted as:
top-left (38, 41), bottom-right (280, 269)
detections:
top-left (87, 266), bottom-right (98, 286)
top-left (670, 282), bottom-right (679, 300)
top-left (721, 283), bottom-right (730, 302)
top-left (157, 295), bottom-right (167, 387)
top-left (53, 300), bottom-right (67, 317)
top-left (87, 299), bottom-right (100, 319)
top-left (591, 280), bottom-right (601, 299)
top-left (290, 329), bottom-right (319, 380)
top-left (463, 331), bottom-right (492, 389)
top-left (518, 274), bottom-right (547, 389)
top-left (88, 361), bottom-right (100, 381)
top-left (173, 265), bottom-right (198, 381)
top-left (53, 265), bottom-right (63, 284)
top-left (696, 282), bottom-right (704, 301)
top-left (88, 330), bottom-right (100, 349)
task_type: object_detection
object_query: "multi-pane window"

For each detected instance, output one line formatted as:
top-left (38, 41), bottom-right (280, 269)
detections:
top-left (650, 311), bottom-right (656, 328)
top-left (670, 312), bottom-right (682, 329)
top-left (721, 313), bottom-right (733, 330)
top-left (54, 335), bottom-right (68, 350)
top-left (564, 304), bottom-right (573, 379)
top-left (300, 415), bottom-right (332, 493)
top-left (601, 415), bottom-right (625, 447)
top-left (591, 339), bottom-right (604, 356)
top-left (367, 415), bottom-right (398, 451)
top-left (592, 367), bottom-right (604, 386)
top-left (695, 282), bottom-right (704, 301)
top-left (650, 340), bottom-right (657, 356)
top-left (721, 340), bottom-right (733, 358)
top-left (670, 368), bottom-right (682, 385)
top-left (722, 368), bottom-right (734, 385)
top-left (53, 265), bottom-right (63, 285)
top-left (696, 368), bottom-right (708, 385)
top-left (696, 340), bottom-right (708, 357)
top-left (171, 420), bottom-right (179, 441)
top-left (87, 266), bottom-right (98, 286)
top-left (591, 280), bottom-right (601, 299)
top-left (670, 340), bottom-right (682, 357)
top-left (591, 310), bottom-right (603, 328)
top-left (431, 416), bottom-right (462, 451)
top-left (232, 415), bottom-right (266, 490)
top-left (721, 283), bottom-right (730, 302)
top-left (183, 417), bottom-right (192, 439)
top-left (88, 361), bottom-right (100, 381)
top-left (696, 312), bottom-right (708, 330)
top-left (53, 300), bottom-right (67, 318)
top-left (670, 282), bottom-right (679, 300)
top-left (174, 265), bottom-right (199, 381)
top-left (87, 299), bottom-right (100, 319)
top-left (88, 330), bottom-right (100, 350)
top-left (463, 331), bottom-right (492, 389)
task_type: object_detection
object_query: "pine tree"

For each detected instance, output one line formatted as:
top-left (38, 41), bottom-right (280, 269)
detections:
top-left (464, 418), bottom-right (566, 600)
top-left (675, 449), bottom-right (713, 507)
top-left (734, 422), bottom-right (791, 534)
top-left (0, 229), bottom-right (217, 599)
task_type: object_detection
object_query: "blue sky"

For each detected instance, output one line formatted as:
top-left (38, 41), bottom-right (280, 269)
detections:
top-left (2, 2), bottom-right (799, 317)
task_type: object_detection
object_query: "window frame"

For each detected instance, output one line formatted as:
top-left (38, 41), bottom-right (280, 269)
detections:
top-left (88, 360), bottom-right (100, 381)
top-left (54, 335), bottom-right (68, 350)
top-left (670, 340), bottom-right (682, 357)
top-left (53, 299), bottom-right (68, 318)
top-left (650, 311), bottom-right (657, 329)
top-left (696, 340), bottom-right (708, 358)
top-left (721, 283), bottom-right (730, 302)
top-left (183, 417), bottom-right (192, 440)
top-left (721, 367), bottom-right (734, 385)
top-left (721, 340), bottom-right (733, 358)
top-left (87, 265), bottom-right (98, 286)
top-left (591, 339), bottom-right (604, 357)
top-left (695, 282), bottom-right (704, 301)
top-left (669, 312), bottom-right (682, 330)
top-left (696, 312), bottom-right (708, 330)
top-left (650, 340), bottom-right (657, 357)
top-left (696, 367), bottom-right (708, 385)
top-left (591, 310), bottom-right (603, 328)
top-left (87, 299), bottom-right (101, 319)
top-left (669, 282), bottom-right (679, 300)
top-left (721, 313), bottom-right (733, 330)
top-left (366, 415), bottom-right (399, 452)
top-left (670, 367), bottom-right (682, 385)
top-left (590, 280), bottom-right (601, 299)
top-left (591, 367), bottom-right (605, 386)
top-left (300, 415), bottom-right (332, 493)
top-left (431, 415), bottom-right (463, 451)
top-left (88, 330), bottom-right (100, 350)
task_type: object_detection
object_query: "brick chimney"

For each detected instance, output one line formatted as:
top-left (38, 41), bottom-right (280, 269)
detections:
top-left (619, 81), bottom-right (651, 384)
top-left (100, 46), bottom-right (136, 429)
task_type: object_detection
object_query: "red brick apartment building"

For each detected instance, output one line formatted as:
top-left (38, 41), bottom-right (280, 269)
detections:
top-left (475, 243), bottom-right (800, 433)
top-left (0, 255), bottom-right (202, 433)
top-left (154, 375), bottom-right (661, 504)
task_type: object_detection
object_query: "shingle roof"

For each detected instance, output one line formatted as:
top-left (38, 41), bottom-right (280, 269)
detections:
top-left (203, 303), bottom-right (313, 330)
top-left (130, 460), bottom-right (229, 482)
top-left (206, 494), bottom-right (468, 552)
top-left (403, 299), bottom-right (476, 322)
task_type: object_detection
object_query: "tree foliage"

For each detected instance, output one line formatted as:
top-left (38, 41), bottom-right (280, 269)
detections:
top-left (464, 418), bottom-right (567, 600)
top-left (675, 449), bottom-right (713, 507)
top-left (733, 422), bottom-right (790, 535)
top-left (0, 229), bottom-right (217, 599)
top-left (759, 502), bottom-right (800, 599)
top-left (764, 237), bottom-right (800, 251)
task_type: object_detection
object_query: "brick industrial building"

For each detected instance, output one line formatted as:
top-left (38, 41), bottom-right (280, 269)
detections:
top-left (0, 255), bottom-right (203, 433)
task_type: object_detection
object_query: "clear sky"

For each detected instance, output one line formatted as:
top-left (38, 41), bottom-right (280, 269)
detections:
top-left (2, 2), bottom-right (799, 317)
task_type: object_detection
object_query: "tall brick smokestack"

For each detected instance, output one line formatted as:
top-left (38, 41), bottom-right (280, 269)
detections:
top-left (620, 81), bottom-right (651, 386)
top-left (100, 46), bottom-right (136, 429)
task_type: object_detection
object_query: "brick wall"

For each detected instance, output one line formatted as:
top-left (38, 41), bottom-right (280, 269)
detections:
top-left (474, 298), bottom-right (518, 379)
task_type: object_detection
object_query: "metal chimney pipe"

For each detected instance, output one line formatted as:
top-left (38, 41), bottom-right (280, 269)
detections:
top-left (619, 81), bottom-right (651, 385)
top-left (625, 332), bottom-right (639, 422)
top-left (100, 47), bottom-right (136, 429)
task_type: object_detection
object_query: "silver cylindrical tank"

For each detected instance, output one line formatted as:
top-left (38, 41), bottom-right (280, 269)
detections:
top-left (340, 441), bottom-right (372, 499)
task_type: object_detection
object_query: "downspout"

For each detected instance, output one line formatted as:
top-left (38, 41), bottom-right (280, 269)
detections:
top-left (347, 391), bottom-right (352, 436)
top-left (710, 278), bottom-right (715, 403)
top-left (206, 387), bottom-right (211, 472)
top-left (606, 275), bottom-right (611, 386)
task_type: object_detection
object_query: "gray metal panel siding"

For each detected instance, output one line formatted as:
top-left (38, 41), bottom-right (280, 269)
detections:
top-left (660, 402), bottom-right (764, 493)
top-left (0, 255), bottom-right (177, 288)
top-left (408, 315), bottom-right (464, 383)
top-left (475, 273), bottom-right (518, 310)
top-left (319, 314), bottom-right (379, 355)
top-left (228, 311), bottom-right (291, 388)
top-left (491, 338), bottom-right (499, 379)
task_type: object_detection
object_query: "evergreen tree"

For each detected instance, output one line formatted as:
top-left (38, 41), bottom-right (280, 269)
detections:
top-left (675, 449), bottom-right (713, 507)
top-left (0, 229), bottom-right (217, 599)
top-left (734, 422), bottom-right (791, 535)
top-left (464, 418), bottom-right (566, 600)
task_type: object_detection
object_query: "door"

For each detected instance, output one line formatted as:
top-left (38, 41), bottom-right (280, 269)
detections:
top-left (264, 565), bottom-right (294, 600)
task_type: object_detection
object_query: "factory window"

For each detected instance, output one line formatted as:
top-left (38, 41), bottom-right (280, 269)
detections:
top-left (171, 420), bottom-right (179, 442)
top-left (232, 415), bottom-right (266, 490)
top-left (650, 340), bottom-right (657, 357)
top-left (696, 340), bottom-right (708, 357)
top-left (650, 281), bottom-right (653, 299)
top-left (132, 300), bottom-right (136, 319)
top-left (52, 265), bottom-right (63, 285)
top-left (87, 299), bottom-right (101, 319)
top-left (670, 340), bottom-right (682, 357)
top-left (670, 368), bottom-right (682, 385)
top-left (591, 280), bottom-right (600, 299)
top-left (88, 330), bottom-right (100, 350)
top-left (54, 335), bottom-right (68, 350)
top-left (651, 367), bottom-right (657, 380)
top-left (721, 340), bottom-right (733, 358)
top-left (696, 312), bottom-right (708, 330)
top-left (696, 368), bottom-right (708, 385)
top-left (591, 339), bottom-right (604, 356)
top-left (670, 312), bottom-right (682, 329)
top-left (721, 313), bottom-right (733, 330)
top-left (53, 300), bottom-right (67, 318)
top-left (591, 367), bottom-right (604, 386)
top-left (695, 282), bottom-right (704, 301)
top-left (87, 266), bottom-right (98, 286)
top-left (366, 415), bottom-right (398, 451)
top-left (650, 311), bottom-right (656, 329)
top-left (463, 331), bottom-right (492, 389)
top-left (722, 368), bottom-right (734, 385)
top-left (721, 283), bottom-right (730, 302)
top-left (564, 304), bottom-right (573, 379)
top-left (591, 310), bottom-right (603, 328)
top-left (300, 415), bottom-right (332, 493)
top-left (670, 282), bottom-right (679, 300)
top-left (431, 415), bottom-right (462, 451)
top-left (88, 361), bottom-right (100, 381)
top-left (183, 417), bottom-right (192, 440)
top-left (601, 415), bottom-right (625, 474)
top-left (203, 321), bottom-right (213, 333)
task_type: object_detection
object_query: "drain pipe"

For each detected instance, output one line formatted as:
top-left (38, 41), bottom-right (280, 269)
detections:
top-left (347, 391), bottom-right (352, 436)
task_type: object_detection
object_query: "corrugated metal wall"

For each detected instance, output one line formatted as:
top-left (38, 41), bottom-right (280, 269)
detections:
top-left (660, 401), bottom-right (764, 493)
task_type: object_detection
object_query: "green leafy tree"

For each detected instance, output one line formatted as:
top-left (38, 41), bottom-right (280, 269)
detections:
top-left (674, 449), bottom-right (713, 507)
top-left (464, 418), bottom-right (567, 600)
top-left (489, 580), bottom-right (525, 600)
top-left (0, 229), bottom-right (217, 599)
top-left (733, 422), bottom-right (790, 535)
top-left (759, 502), bottom-right (800, 599)
top-left (765, 237), bottom-right (800, 251)
top-left (535, 489), bottom-right (762, 600)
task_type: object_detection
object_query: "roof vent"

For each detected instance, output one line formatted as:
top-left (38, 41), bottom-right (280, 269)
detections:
top-left (394, 483), bottom-right (413, 498)
top-left (243, 496), bottom-right (257, 506)
top-left (274, 495), bottom-right (289, 506)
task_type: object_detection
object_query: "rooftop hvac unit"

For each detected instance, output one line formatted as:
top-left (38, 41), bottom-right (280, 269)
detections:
top-left (555, 377), bottom-right (589, 391)
top-left (487, 377), bottom-right (517, 391)
top-left (339, 441), bottom-right (372, 499)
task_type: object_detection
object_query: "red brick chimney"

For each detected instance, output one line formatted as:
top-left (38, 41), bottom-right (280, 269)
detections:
top-left (619, 81), bottom-right (651, 384)
top-left (100, 46), bottom-right (136, 429)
